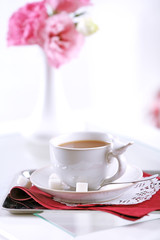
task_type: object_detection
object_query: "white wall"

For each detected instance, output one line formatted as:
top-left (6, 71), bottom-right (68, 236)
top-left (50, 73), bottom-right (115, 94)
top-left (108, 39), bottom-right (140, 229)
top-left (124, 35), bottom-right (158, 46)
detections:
top-left (0, 0), bottom-right (160, 136)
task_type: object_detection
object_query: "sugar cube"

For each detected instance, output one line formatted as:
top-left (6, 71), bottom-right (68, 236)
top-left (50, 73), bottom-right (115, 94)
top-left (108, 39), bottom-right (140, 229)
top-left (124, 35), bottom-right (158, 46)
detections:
top-left (76, 182), bottom-right (88, 192)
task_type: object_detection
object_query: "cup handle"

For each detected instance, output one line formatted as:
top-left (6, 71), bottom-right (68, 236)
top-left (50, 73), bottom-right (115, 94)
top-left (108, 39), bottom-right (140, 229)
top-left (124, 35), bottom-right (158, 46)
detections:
top-left (101, 152), bottom-right (127, 187)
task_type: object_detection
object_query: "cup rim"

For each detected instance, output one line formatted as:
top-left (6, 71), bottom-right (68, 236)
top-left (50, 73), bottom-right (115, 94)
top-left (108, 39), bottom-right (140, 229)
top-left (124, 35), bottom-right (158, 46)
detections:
top-left (49, 131), bottom-right (112, 150)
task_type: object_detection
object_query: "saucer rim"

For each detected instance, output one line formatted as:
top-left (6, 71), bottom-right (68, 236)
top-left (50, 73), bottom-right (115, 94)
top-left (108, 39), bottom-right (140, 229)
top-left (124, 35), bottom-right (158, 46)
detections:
top-left (30, 164), bottom-right (143, 194)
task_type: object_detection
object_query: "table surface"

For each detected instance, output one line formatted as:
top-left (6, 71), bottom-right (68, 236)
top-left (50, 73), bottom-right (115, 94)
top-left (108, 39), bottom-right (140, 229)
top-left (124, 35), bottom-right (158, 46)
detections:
top-left (1, 132), bottom-right (160, 240)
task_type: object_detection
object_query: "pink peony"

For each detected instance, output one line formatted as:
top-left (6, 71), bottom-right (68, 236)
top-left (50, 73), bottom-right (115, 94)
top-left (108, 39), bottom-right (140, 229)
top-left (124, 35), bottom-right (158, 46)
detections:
top-left (43, 12), bottom-right (84, 68)
top-left (7, 1), bottom-right (48, 46)
top-left (45, 0), bottom-right (91, 13)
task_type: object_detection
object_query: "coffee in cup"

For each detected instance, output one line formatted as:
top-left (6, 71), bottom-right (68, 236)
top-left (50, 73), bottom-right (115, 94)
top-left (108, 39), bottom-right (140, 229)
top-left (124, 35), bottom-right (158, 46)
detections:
top-left (50, 132), bottom-right (132, 191)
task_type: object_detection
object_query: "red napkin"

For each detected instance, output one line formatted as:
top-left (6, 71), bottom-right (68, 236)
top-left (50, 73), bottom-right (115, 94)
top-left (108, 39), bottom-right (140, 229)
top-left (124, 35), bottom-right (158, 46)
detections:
top-left (6, 173), bottom-right (160, 221)
top-left (8, 184), bottom-right (160, 220)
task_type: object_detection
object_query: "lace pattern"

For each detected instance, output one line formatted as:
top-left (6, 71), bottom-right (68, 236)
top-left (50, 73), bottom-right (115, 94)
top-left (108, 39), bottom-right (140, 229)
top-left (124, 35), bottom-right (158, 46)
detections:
top-left (105, 178), bottom-right (159, 205)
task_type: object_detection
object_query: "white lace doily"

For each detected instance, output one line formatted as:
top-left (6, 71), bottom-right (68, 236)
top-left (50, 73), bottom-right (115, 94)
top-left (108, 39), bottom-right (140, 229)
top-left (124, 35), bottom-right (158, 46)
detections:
top-left (58, 178), bottom-right (160, 206)
top-left (105, 178), bottom-right (159, 205)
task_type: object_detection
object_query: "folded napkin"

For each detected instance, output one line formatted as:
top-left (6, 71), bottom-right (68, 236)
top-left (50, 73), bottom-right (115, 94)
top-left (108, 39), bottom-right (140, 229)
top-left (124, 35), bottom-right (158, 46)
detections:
top-left (3, 173), bottom-right (160, 221)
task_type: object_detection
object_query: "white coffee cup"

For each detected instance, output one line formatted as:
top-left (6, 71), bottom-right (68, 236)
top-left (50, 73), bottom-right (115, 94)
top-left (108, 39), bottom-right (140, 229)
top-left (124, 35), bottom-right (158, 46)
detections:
top-left (49, 132), bottom-right (132, 190)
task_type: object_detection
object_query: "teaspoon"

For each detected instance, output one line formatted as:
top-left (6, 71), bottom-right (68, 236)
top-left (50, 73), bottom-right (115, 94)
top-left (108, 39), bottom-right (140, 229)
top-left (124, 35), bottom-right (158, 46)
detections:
top-left (100, 174), bottom-right (159, 189)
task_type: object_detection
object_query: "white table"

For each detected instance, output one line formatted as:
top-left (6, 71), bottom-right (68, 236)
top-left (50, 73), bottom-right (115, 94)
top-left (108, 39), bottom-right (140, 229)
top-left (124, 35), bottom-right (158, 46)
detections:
top-left (0, 131), bottom-right (160, 240)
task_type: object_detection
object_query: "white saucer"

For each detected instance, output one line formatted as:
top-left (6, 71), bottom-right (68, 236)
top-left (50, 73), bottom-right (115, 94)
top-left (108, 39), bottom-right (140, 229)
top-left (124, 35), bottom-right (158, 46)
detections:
top-left (30, 165), bottom-right (143, 204)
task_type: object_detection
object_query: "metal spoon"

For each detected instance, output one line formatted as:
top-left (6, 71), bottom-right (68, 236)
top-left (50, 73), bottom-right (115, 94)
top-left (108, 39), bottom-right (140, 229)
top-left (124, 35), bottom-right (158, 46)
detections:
top-left (100, 174), bottom-right (159, 188)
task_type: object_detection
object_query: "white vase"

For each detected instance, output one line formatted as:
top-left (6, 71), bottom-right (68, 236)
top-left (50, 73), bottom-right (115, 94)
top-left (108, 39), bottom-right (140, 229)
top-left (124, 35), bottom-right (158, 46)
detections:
top-left (22, 59), bottom-right (71, 148)
top-left (22, 54), bottom-right (86, 160)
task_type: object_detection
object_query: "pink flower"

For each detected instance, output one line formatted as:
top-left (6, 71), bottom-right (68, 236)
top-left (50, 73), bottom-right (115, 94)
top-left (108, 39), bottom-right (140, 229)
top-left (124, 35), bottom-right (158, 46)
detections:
top-left (45, 0), bottom-right (91, 13)
top-left (7, 1), bottom-right (48, 46)
top-left (150, 91), bottom-right (160, 128)
top-left (43, 12), bottom-right (84, 68)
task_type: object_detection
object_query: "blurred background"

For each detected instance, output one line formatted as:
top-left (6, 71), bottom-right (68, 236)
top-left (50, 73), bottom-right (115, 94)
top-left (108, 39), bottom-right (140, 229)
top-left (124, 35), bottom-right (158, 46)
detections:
top-left (0, 0), bottom-right (160, 145)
